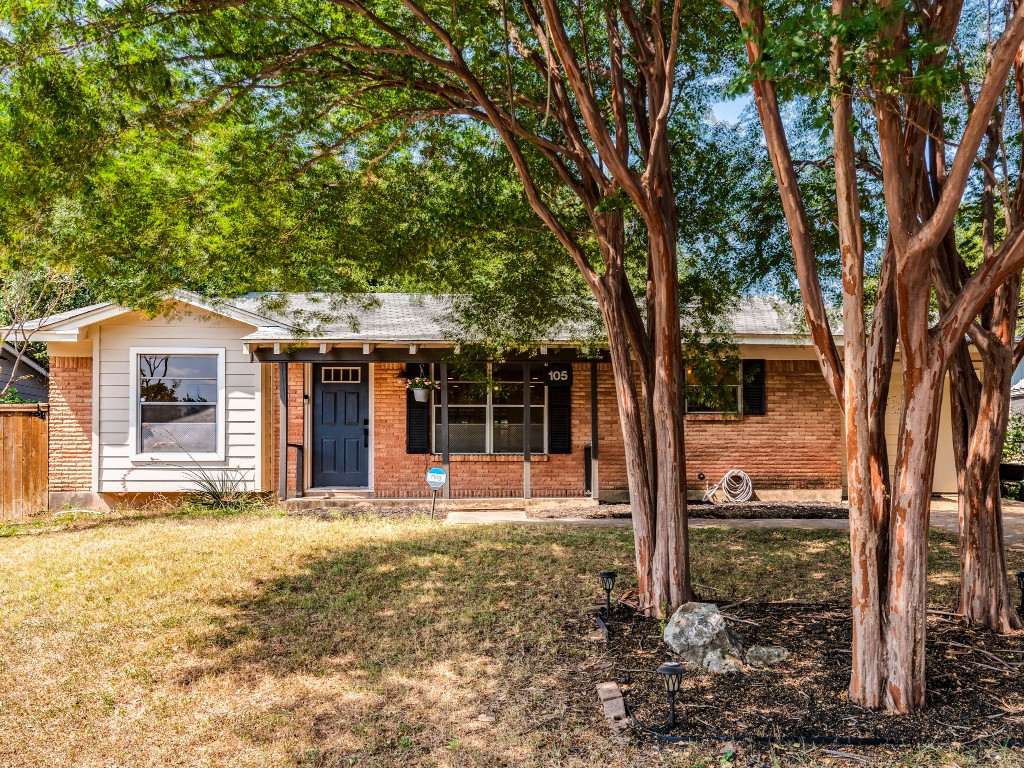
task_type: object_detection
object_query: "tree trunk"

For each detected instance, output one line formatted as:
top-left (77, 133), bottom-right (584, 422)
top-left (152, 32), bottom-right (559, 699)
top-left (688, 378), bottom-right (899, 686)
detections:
top-left (599, 289), bottom-right (657, 612)
top-left (597, 261), bottom-right (694, 616)
top-left (646, 157), bottom-right (690, 613)
top-left (830, 25), bottom-right (888, 704)
top-left (958, 338), bottom-right (1024, 632)
top-left (885, 352), bottom-right (944, 713)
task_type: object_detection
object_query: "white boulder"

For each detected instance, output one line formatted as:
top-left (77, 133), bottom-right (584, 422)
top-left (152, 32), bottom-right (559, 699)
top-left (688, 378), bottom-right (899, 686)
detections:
top-left (663, 602), bottom-right (744, 674)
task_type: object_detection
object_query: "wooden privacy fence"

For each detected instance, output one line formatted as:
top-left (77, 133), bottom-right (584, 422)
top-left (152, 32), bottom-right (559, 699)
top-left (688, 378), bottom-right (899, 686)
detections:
top-left (0, 404), bottom-right (48, 521)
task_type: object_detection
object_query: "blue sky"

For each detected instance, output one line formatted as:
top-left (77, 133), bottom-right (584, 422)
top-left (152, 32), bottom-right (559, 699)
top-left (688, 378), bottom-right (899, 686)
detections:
top-left (711, 95), bottom-right (752, 124)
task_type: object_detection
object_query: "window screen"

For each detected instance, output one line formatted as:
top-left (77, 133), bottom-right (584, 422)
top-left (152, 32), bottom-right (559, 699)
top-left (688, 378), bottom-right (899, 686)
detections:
top-left (432, 363), bottom-right (546, 454)
top-left (139, 354), bottom-right (219, 453)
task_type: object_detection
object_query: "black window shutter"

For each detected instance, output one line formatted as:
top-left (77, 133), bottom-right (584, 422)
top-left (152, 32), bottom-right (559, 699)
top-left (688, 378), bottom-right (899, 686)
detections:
top-left (405, 364), bottom-right (431, 453)
top-left (548, 386), bottom-right (572, 453)
top-left (742, 359), bottom-right (767, 415)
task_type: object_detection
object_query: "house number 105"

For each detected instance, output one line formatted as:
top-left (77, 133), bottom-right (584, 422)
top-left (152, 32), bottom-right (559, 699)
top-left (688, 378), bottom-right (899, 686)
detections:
top-left (546, 365), bottom-right (572, 387)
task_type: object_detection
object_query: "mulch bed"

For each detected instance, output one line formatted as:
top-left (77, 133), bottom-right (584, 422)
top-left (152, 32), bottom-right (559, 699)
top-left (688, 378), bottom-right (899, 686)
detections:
top-left (527, 501), bottom-right (849, 520)
top-left (580, 602), bottom-right (1024, 747)
top-left (689, 502), bottom-right (849, 520)
top-left (526, 503), bottom-right (634, 519)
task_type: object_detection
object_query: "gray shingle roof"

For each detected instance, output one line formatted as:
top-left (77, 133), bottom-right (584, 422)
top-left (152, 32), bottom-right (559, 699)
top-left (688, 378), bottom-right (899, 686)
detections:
top-left (234, 293), bottom-right (458, 341)
top-left (723, 295), bottom-right (821, 337)
top-left (18, 290), bottom-right (835, 345)
top-left (234, 292), bottom-right (829, 343)
top-left (17, 301), bottom-right (116, 332)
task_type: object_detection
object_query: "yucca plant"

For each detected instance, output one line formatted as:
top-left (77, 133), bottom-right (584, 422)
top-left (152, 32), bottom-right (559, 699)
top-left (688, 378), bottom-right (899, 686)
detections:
top-left (122, 426), bottom-right (257, 511)
top-left (182, 464), bottom-right (255, 510)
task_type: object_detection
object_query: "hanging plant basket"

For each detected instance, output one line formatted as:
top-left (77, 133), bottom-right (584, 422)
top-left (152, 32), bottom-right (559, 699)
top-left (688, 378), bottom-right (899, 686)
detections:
top-left (407, 376), bottom-right (441, 402)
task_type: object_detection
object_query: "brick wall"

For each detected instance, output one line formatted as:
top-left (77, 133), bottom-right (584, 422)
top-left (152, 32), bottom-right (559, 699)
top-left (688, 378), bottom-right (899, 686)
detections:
top-left (372, 363), bottom-right (432, 497)
top-left (269, 363), bottom-right (306, 497)
top-left (49, 356), bottom-right (93, 492)
top-left (263, 357), bottom-right (841, 499)
top-left (683, 359), bottom-right (842, 490)
top-left (566, 358), bottom-right (842, 495)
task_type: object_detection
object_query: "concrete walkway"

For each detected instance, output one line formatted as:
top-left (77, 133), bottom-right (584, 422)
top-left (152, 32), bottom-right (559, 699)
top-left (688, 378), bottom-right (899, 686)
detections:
top-left (445, 496), bottom-right (1024, 551)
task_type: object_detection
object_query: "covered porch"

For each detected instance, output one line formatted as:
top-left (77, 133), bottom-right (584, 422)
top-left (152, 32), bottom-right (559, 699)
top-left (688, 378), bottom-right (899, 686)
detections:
top-left (251, 343), bottom-right (613, 502)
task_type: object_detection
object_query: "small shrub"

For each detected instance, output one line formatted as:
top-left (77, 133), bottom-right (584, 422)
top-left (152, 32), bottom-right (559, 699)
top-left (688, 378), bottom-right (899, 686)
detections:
top-left (1004, 412), bottom-right (1024, 464)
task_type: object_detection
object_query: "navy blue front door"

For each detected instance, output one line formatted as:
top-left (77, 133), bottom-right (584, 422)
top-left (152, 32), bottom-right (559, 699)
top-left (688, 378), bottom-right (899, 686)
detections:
top-left (312, 365), bottom-right (369, 487)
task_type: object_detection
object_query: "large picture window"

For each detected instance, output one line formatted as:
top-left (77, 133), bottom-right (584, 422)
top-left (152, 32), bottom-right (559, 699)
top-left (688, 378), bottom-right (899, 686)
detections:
top-left (432, 363), bottom-right (546, 454)
top-left (135, 351), bottom-right (223, 456)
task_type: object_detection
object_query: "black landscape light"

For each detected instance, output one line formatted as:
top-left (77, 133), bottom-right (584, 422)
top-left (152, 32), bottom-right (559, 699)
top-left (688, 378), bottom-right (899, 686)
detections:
top-left (657, 661), bottom-right (685, 729)
top-left (1016, 571), bottom-right (1024, 615)
top-left (599, 570), bottom-right (617, 618)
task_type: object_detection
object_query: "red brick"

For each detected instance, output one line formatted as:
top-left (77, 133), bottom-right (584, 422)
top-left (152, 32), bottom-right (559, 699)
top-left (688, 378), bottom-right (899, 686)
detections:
top-left (49, 356), bottom-right (92, 492)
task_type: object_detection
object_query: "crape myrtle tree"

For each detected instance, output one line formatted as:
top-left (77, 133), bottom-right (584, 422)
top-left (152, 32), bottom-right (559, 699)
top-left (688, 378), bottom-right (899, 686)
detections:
top-left (724, 0), bottom-right (1024, 711)
top-left (10, 0), bottom-right (756, 614)
top-left (940, 7), bottom-right (1024, 634)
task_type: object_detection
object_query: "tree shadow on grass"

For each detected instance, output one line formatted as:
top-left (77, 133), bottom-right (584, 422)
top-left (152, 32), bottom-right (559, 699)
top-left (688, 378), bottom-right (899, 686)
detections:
top-left (174, 522), bottom-right (635, 767)
top-left (153, 522), bottom-right (996, 767)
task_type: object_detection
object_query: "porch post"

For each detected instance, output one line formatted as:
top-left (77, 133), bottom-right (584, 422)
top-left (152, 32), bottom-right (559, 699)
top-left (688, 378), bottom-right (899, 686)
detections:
top-left (523, 362), bottom-right (532, 499)
top-left (590, 362), bottom-right (599, 500)
top-left (440, 362), bottom-right (450, 499)
top-left (278, 362), bottom-right (288, 500)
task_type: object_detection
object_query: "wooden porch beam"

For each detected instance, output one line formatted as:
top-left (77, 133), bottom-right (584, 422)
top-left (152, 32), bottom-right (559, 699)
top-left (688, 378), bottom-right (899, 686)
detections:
top-left (590, 362), bottom-right (599, 500)
top-left (440, 361), bottom-right (450, 499)
top-left (523, 362), bottom-right (532, 499)
top-left (278, 362), bottom-right (288, 501)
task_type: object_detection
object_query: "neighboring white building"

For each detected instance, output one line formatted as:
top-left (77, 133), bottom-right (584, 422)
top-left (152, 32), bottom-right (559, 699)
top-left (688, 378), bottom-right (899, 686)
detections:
top-left (1012, 360), bottom-right (1024, 414)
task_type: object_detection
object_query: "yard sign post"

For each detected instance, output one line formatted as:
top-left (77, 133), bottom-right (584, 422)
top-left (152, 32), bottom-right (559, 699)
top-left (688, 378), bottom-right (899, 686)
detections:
top-left (425, 467), bottom-right (447, 520)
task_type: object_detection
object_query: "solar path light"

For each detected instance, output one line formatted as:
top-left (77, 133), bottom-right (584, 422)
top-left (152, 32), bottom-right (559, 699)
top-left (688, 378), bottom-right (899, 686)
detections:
top-left (656, 662), bottom-right (685, 729)
top-left (599, 570), bottom-right (617, 619)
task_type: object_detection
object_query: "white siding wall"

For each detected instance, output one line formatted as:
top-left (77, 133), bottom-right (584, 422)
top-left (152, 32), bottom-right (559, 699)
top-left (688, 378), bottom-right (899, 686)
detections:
top-left (884, 366), bottom-right (958, 495)
top-left (97, 308), bottom-right (261, 493)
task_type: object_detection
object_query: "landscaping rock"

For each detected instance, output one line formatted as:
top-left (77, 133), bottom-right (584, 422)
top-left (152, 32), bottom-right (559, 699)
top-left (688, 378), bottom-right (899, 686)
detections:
top-left (745, 645), bottom-right (789, 667)
top-left (663, 602), bottom-right (744, 674)
top-left (703, 648), bottom-right (745, 674)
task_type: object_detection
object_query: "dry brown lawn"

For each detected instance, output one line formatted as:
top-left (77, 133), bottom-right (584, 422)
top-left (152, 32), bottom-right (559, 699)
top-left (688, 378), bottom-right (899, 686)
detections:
top-left (0, 507), bottom-right (1021, 767)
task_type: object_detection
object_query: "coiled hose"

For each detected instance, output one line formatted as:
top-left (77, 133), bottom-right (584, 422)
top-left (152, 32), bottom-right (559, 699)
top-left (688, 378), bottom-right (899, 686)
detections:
top-left (720, 469), bottom-right (753, 502)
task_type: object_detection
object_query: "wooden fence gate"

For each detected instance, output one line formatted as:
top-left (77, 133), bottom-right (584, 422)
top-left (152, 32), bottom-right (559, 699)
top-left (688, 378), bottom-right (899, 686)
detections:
top-left (0, 404), bottom-right (48, 521)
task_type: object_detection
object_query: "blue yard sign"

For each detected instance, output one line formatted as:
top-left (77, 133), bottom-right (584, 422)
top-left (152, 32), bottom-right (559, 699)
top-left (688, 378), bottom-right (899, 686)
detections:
top-left (425, 467), bottom-right (447, 520)
top-left (425, 467), bottom-right (448, 490)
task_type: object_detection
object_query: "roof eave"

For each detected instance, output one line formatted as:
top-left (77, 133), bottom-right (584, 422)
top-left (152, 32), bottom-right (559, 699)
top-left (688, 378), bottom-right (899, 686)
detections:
top-left (13, 290), bottom-right (293, 338)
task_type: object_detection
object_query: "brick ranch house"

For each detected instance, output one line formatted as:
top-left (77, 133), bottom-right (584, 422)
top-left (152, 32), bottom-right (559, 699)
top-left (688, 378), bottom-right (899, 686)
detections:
top-left (19, 291), bottom-right (957, 510)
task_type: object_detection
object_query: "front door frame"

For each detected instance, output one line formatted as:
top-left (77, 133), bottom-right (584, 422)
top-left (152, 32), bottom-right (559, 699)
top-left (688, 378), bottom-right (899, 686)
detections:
top-left (309, 363), bottom-right (374, 489)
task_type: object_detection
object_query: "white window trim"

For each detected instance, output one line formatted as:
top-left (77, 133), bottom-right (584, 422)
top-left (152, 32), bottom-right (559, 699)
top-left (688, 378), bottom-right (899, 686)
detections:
top-left (129, 346), bottom-right (227, 462)
top-left (432, 363), bottom-right (549, 455)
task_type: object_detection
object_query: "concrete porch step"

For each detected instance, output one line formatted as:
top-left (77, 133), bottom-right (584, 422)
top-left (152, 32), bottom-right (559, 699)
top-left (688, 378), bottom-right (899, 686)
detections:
top-left (301, 488), bottom-right (374, 499)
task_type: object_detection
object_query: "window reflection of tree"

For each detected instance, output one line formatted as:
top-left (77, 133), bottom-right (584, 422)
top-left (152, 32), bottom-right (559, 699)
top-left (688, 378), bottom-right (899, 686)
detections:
top-left (140, 355), bottom-right (210, 403)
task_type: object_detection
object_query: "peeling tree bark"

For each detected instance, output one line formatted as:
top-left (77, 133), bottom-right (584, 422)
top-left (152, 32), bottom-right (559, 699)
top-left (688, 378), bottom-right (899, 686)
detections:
top-left (319, 0), bottom-right (703, 615)
top-left (726, 0), bottom-right (1024, 712)
top-left (958, 332), bottom-right (1023, 632)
